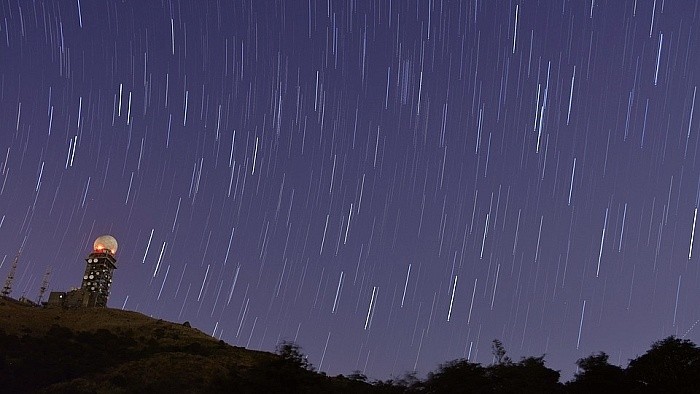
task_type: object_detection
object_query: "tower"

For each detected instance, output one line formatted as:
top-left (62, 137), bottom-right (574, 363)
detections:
top-left (80, 235), bottom-right (118, 307)
top-left (1, 250), bottom-right (21, 297)
top-left (36, 267), bottom-right (51, 304)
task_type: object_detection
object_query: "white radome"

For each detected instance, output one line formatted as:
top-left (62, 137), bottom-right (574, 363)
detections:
top-left (93, 235), bottom-right (118, 255)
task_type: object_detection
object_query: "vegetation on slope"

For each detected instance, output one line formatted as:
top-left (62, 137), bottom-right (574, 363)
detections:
top-left (2, 298), bottom-right (700, 393)
top-left (0, 298), bottom-right (374, 393)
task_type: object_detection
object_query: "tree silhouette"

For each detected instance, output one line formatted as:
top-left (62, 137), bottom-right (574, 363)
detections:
top-left (566, 352), bottom-right (635, 393)
top-left (276, 340), bottom-right (314, 371)
top-left (627, 336), bottom-right (700, 393)
top-left (491, 339), bottom-right (512, 365)
top-left (347, 370), bottom-right (368, 382)
top-left (489, 355), bottom-right (562, 393)
top-left (421, 359), bottom-right (490, 393)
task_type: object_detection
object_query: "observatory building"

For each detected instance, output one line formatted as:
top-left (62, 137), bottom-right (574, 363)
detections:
top-left (47, 235), bottom-right (119, 308)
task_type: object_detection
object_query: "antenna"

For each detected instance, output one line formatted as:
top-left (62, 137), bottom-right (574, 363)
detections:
top-left (36, 267), bottom-right (51, 304)
top-left (1, 249), bottom-right (21, 298)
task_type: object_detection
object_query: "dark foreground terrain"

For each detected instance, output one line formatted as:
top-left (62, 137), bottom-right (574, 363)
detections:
top-left (0, 298), bottom-right (376, 393)
top-left (2, 296), bottom-right (700, 393)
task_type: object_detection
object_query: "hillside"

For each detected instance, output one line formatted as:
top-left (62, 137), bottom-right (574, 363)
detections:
top-left (5, 296), bottom-right (700, 393)
top-left (0, 298), bottom-right (376, 393)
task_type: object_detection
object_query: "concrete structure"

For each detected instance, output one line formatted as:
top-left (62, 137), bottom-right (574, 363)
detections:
top-left (47, 235), bottom-right (118, 308)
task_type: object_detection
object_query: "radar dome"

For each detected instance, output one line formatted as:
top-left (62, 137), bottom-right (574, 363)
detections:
top-left (94, 235), bottom-right (118, 255)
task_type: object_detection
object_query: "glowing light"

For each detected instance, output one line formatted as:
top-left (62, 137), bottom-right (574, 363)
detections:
top-left (93, 235), bottom-right (118, 255)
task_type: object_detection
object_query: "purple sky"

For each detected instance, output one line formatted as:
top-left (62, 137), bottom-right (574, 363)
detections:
top-left (1, 0), bottom-right (699, 381)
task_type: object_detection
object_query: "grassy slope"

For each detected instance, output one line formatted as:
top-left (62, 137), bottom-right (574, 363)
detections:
top-left (0, 298), bottom-right (377, 393)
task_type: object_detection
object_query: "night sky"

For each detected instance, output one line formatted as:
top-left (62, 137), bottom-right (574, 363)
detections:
top-left (1, 0), bottom-right (700, 381)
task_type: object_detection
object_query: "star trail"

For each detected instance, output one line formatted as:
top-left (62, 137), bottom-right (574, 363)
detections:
top-left (1, 0), bottom-right (700, 380)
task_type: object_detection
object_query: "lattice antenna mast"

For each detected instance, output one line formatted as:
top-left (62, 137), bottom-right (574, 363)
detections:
top-left (1, 249), bottom-right (21, 297)
top-left (36, 267), bottom-right (51, 304)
